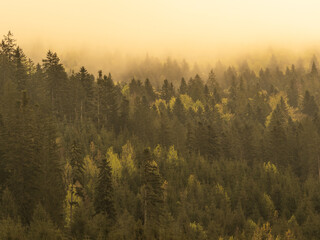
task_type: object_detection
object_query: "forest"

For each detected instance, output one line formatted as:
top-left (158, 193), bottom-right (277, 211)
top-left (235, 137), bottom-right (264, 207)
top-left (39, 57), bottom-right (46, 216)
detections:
top-left (0, 31), bottom-right (320, 240)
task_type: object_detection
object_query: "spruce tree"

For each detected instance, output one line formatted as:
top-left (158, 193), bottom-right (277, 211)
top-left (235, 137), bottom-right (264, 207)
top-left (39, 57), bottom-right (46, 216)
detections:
top-left (94, 154), bottom-right (116, 221)
top-left (42, 51), bottom-right (69, 118)
top-left (13, 47), bottom-right (27, 91)
top-left (4, 91), bottom-right (40, 224)
top-left (144, 78), bottom-right (156, 102)
top-left (142, 148), bottom-right (163, 237)
top-left (287, 78), bottom-right (299, 108)
top-left (302, 90), bottom-right (318, 117)
top-left (179, 77), bottom-right (188, 94)
top-left (0, 31), bottom-right (16, 61)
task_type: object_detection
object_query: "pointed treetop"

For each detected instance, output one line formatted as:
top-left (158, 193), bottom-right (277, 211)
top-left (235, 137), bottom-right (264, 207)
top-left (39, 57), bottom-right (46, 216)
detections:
top-left (311, 61), bottom-right (318, 75)
top-left (0, 31), bottom-right (16, 59)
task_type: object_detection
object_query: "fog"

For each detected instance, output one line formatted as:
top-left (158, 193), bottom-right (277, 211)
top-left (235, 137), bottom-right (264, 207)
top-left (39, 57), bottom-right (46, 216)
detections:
top-left (2, 0), bottom-right (320, 81)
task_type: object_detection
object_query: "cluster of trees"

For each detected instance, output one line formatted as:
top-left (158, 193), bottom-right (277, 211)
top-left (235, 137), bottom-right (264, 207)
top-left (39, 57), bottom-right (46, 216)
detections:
top-left (1, 31), bottom-right (320, 239)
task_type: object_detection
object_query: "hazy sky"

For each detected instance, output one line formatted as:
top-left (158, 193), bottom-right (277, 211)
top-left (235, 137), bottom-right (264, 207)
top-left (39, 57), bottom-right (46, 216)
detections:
top-left (2, 0), bottom-right (320, 71)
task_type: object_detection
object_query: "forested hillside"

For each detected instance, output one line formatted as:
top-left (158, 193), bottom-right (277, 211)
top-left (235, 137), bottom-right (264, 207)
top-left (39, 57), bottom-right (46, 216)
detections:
top-left (1, 32), bottom-right (320, 240)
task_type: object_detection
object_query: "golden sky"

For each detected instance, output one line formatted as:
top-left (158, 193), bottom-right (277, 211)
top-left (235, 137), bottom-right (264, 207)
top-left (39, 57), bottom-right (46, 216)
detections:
top-left (2, 0), bottom-right (320, 71)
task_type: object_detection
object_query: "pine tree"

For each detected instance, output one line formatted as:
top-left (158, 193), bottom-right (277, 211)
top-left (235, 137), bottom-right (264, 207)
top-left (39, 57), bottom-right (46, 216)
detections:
top-left (94, 154), bottom-right (116, 221)
top-left (206, 123), bottom-right (221, 161)
top-left (106, 74), bottom-right (121, 132)
top-left (119, 95), bottom-right (130, 131)
top-left (161, 79), bottom-right (174, 102)
top-left (73, 66), bottom-right (94, 122)
top-left (0, 31), bottom-right (16, 61)
top-left (311, 61), bottom-right (318, 76)
top-left (70, 141), bottom-right (84, 188)
top-left (13, 47), bottom-right (27, 91)
top-left (68, 141), bottom-right (84, 223)
top-left (142, 148), bottom-right (163, 237)
top-left (302, 90), bottom-right (318, 117)
top-left (188, 74), bottom-right (205, 102)
top-left (159, 110), bottom-right (172, 148)
top-left (267, 104), bottom-right (288, 166)
top-left (287, 78), bottom-right (299, 108)
top-left (0, 113), bottom-right (7, 192)
top-left (4, 91), bottom-right (40, 224)
top-left (173, 96), bottom-right (186, 123)
top-left (42, 51), bottom-right (69, 118)
top-left (179, 77), bottom-right (188, 95)
top-left (28, 204), bottom-right (64, 240)
top-left (36, 108), bottom-right (66, 226)
top-left (144, 78), bottom-right (156, 102)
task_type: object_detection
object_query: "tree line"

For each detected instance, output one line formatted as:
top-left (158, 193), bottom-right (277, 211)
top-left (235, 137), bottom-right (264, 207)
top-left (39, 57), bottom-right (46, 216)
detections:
top-left (1, 31), bottom-right (320, 239)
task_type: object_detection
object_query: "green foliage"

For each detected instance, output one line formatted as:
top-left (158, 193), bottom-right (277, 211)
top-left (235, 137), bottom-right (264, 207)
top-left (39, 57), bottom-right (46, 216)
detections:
top-left (94, 154), bottom-right (116, 221)
top-left (0, 217), bottom-right (26, 240)
top-left (28, 204), bottom-right (64, 240)
top-left (1, 33), bottom-right (320, 239)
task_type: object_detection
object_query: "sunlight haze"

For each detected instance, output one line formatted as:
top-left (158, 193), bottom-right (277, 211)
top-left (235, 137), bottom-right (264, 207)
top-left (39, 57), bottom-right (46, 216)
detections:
top-left (2, 0), bottom-right (320, 73)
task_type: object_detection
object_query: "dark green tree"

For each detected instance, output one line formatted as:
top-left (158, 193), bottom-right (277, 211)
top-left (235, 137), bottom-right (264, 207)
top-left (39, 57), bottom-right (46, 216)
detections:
top-left (142, 148), bottom-right (163, 238)
top-left (302, 90), bottom-right (318, 117)
top-left (287, 78), bottom-right (299, 108)
top-left (0, 31), bottom-right (16, 60)
top-left (179, 77), bottom-right (188, 94)
top-left (42, 51), bottom-right (69, 118)
top-left (94, 154), bottom-right (116, 220)
top-left (161, 79), bottom-right (175, 102)
top-left (144, 78), bottom-right (156, 102)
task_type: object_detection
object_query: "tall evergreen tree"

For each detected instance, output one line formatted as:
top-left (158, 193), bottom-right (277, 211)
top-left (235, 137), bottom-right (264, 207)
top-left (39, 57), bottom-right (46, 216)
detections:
top-left (144, 78), bottom-right (156, 103)
top-left (287, 78), bottom-right (299, 108)
top-left (42, 51), bottom-right (69, 118)
top-left (302, 90), bottom-right (318, 117)
top-left (94, 154), bottom-right (116, 221)
top-left (13, 47), bottom-right (27, 91)
top-left (4, 91), bottom-right (40, 224)
top-left (0, 31), bottom-right (16, 60)
top-left (161, 79), bottom-right (175, 102)
top-left (142, 148), bottom-right (163, 238)
top-left (267, 104), bottom-right (288, 166)
top-left (179, 77), bottom-right (188, 95)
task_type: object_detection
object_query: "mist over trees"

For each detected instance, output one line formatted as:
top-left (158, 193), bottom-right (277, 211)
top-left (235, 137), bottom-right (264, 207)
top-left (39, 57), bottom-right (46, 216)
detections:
top-left (1, 32), bottom-right (320, 239)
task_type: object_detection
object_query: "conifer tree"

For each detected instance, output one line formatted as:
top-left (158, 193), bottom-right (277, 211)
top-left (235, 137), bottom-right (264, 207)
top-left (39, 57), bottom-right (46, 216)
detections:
top-left (94, 154), bottom-right (116, 221)
top-left (142, 148), bottom-right (163, 237)
top-left (173, 96), bottom-right (186, 123)
top-left (311, 61), bottom-right (318, 76)
top-left (287, 78), bottom-right (299, 108)
top-left (0, 31), bottom-right (16, 60)
top-left (4, 91), bottom-right (40, 224)
top-left (144, 78), bottom-right (156, 102)
top-left (302, 90), bottom-right (318, 117)
top-left (67, 141), bottom-right (84, 223)
top-left (42, 51), bottom-right (69, 117)
top-left (267, 104), bottom-right (288, 166)
top-left (179, 77), bottom-right (188, 94)
top-left (36, 108), bottom-right (66, 226)
top-left (188, 74), bottom-right (205, 102)
top-left (13, 47), bottom-right (27, 91)
top-left (119, 95), bottom-right (130, 131)
top-left (161, 79), bottom-right (175, 102)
